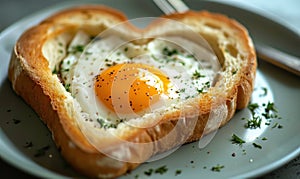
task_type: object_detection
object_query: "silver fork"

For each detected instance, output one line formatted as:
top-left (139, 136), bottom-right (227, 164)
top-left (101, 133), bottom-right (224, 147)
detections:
top-left (153, 0), bottom-right (300, 76)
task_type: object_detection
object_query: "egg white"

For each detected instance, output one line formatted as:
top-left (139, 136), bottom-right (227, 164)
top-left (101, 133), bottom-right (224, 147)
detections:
top-left (60, 31), bottom-right (216, 129)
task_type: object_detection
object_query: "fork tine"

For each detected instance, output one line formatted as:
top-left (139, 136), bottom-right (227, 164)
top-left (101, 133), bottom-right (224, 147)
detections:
top-left (167, 0), bottom-right (190, 13)
top-left (153, 0), bottom-right (176, 14)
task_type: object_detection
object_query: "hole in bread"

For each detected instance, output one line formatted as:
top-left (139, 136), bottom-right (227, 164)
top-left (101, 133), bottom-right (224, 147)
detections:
top-left (131, 38), bottom-right (154, 45)
top-left (223, 32), bottom-right (229, 38)
top-left (225, 44), bottom-right (238, 58)
top-left (200, 33), bottom-right (225, 67)
top-left (204, 22), bottom-right (221, 30)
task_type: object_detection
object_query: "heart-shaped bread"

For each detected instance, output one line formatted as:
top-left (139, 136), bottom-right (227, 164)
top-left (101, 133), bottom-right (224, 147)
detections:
top-left (8, 5), bottom-right (256, 178)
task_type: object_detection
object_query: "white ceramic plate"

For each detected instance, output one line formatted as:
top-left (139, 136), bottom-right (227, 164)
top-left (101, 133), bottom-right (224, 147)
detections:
top-left (0, 1), bottom-right (299, 178)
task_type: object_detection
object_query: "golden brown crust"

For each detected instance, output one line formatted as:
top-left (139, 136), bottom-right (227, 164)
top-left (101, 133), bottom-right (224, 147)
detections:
top-left (8, 5), bottom-right (256, 178)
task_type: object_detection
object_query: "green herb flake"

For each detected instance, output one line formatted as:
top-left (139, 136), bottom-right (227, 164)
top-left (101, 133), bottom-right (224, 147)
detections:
top-left (253, 143), bottom-right (262, 149)
top-left (248, 103), bottom-right (259, 115)
top-left (265, 102), bottom-right (278, 113)
top-left (204, 81), bottom-right (210, 88)
top-left (96, 118), bottom-right (117, 129)
top-left (52, 67), bottom-right (58, 74)
top-left (192, 70), bottom-right (205, 79)
top-left (179, 61), bottom-right (186, 66)
top-left (272, 122), bottom-right (279, 129)
top-left (180, 88), bottom-right (186, 93)
top-left (231, 134), bottom-right (245, 145)
top-left (163, 47), bottom-right (178, 56)
top-left (62, 68), bottom-right (69, 72)
top-left (262, 137), bottom-right (268, 141)
top-left (144, 168), bottom-right (153, 176)
top-left (173, 74), bottom-right (182, 79)
top-left (175, 170), bottom-right (182, 176)
top-left (259, 87), bottom-right (268, 97)
top-left (64, 84), bottom-right (71, 92)
top-left (151, 54), bottom-right (161, 62)
top-left (155, 165), bottom-right (168, 175)
top-left (244, 116), bottom-right (262, 129)
top-left (84, 51), bottom-right (92, 55)
top-left (197, 88), bottom-right (204, 94)
top-left (186, 54), bottom-right (194, 58)
top-left (211, 164), bottom-right (224, 172)
top-left (69, 45), bottom-right (85, 54)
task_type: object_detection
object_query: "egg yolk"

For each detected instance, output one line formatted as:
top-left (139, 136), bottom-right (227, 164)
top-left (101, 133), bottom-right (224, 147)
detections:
top-left (95, 63), bottom-right (170, 115)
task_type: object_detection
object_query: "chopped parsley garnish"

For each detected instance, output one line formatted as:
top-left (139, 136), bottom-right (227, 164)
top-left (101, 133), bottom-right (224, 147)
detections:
top-left (144, 168), bottom-right (153, 176)
top-left (231, 134), bottom-right (245, 145)
top-left (245, 101), bottom-right (282, 129)
top-left (261, 102), bottom-right (279, 119)
top-left (192, 70), bottom-right (205, 79)
top-left (68, 45), bottom-right (85, 54)
top-left (204, 81), bottom-right (210, 88)
top-left (96, 118), bottom-right (117, 129)
top-left (151, 54), bottom-right (162, 62)
top-left (196, 81), bottom-right (210, 94)
top-left (264, 102), bottom-right (278, 113)
top-left (248, 103), bottom-right (259, 115)
top-left (163, 47), bottom-right (178, 56)
top-left (259, 87), bottom-right (268, 97)
top-left (252, 143), bottom-right (262, 149)
top-left (262, 137), bottom-right (268, 141)
top-left (197, 88), bottom-right (204, 94)
top-left (179, 88), bottom-right (186, 93)
top-left (52, 67), bottom-right (58, 74)
top-left (272, 122), bottom-right (282, 129)
top-left (211, 164), bottom-right (224, 172)
top-left (272, 122), bottom-right (278, 128)
top-left (175, 170), bottom-right (182, 176)
top-left (174, 75), bottom-right (182, 79)
top-left (186, 54), bottom-right (194, 58)
top-left (64, 83), bottom-right (71, 92)
top-left (154, 165), bottom-right (168, 174)
top-left (179, 61), bottom-right (185, 66)
top-left (244, 116), bottom-right (262, 129)
top-left (143, 165), bottom-right (168, 176)
top-left (62, 68), bottom-right (69, 72)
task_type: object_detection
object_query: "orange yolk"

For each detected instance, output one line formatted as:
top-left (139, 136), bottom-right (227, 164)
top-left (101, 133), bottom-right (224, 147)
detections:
top-left (95, 63), bottom-right (170, 114)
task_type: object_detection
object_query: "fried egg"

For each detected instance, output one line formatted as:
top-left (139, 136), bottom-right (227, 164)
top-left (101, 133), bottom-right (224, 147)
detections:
top-left (59, 31), bottom-right (216, 129)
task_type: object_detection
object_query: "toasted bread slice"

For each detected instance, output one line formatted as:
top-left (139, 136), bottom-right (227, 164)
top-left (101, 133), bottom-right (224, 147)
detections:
top-left (8, 5), bottom-right (256, 178)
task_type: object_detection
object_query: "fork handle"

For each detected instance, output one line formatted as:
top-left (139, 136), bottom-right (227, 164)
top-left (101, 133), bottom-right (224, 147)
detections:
top-left (255, 43), bottom-right (300, 76)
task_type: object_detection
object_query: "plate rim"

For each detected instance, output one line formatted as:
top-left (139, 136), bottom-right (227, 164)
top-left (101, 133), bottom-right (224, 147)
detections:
top-left (0, 0), bottom-right (299, 178)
